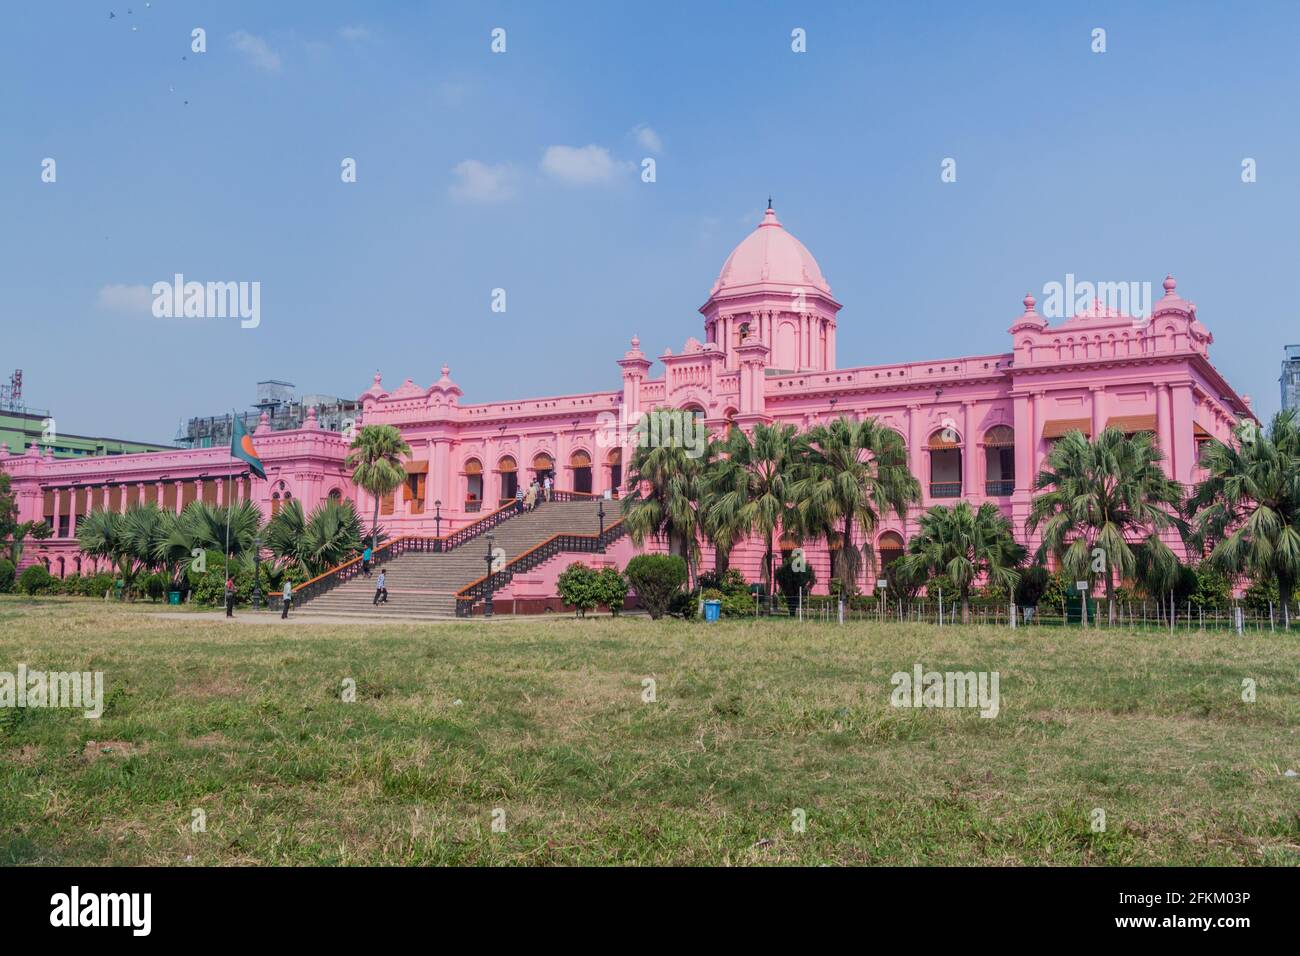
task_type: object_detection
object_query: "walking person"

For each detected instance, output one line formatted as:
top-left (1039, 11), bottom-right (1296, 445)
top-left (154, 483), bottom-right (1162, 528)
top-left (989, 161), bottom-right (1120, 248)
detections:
top-left (524, 480), bottom-right (537, 513)
top-left (280, 579), bottom-right (293, 619)
top-left (224, 576), bottom-right (235, 618)
top-left (373, 568), bottom-right (387, 606)
top-left (544, 473), bottom-right (554, 502)
top-left (361, 545), bottom-right (372, 576)
top-left (515, 483), bottom-right (525, 514)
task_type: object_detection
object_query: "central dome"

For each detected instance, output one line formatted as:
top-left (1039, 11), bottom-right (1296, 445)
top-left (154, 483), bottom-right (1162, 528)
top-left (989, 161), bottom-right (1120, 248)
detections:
top-left (710, 205), bottom-right (831, 297)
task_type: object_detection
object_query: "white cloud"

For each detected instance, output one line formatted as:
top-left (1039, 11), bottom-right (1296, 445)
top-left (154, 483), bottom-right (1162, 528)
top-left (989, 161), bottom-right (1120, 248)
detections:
top-left (96, 284), bottom-right (153, 315)
top-left (540, 144), bottom-right (628, 184)
top-left (229, 30), bottom-right (282, 72)
top-left (449, 160), bottom-right (516, 202)
top-left (632, 124), bottom-right (663, 153)
top-left (339, 25), bottom-right (371, 42)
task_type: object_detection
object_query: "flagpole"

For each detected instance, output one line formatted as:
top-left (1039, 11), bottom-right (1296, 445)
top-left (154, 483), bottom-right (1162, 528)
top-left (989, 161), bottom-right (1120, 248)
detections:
top-left (225, 409), bottom-right (233, 580)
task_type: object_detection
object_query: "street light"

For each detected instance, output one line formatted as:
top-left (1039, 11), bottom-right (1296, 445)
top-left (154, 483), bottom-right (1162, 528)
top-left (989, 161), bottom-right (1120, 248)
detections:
top-left (434, 499), bottom-right (442, 537)
top-left (483, 532), bottom-right (496, 618)
top-left (597, 498), bottom-right (605, 545)
top-left (252, 535), bottom-right (262, 609)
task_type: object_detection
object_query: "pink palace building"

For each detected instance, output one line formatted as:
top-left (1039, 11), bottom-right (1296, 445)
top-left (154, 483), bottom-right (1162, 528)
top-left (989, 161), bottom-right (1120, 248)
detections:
top-left (3, 205), bottom-right (1254, 601)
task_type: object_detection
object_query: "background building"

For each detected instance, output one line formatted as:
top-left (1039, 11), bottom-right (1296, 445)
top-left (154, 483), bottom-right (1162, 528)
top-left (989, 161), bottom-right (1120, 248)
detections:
top-left (1281, 345), bottom-right (1300, 413)
top-left (175, 380), bottom-right (361, 449)
top-left (0, 370), bottom-right (172, 458)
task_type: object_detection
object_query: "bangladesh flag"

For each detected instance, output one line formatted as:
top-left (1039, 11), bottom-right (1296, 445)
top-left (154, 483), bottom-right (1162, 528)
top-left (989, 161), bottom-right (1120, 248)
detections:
top-left (231, 414), bottom-right (266, 480)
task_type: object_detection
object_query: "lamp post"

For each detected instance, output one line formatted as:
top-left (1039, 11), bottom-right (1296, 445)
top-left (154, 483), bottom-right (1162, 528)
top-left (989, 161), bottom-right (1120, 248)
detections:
top-left (434, 499), bottom-right (442, 538)
top-left (252, 535), bottom-right (262, 609)
top-left (483, 532), bottom-right (495, 618)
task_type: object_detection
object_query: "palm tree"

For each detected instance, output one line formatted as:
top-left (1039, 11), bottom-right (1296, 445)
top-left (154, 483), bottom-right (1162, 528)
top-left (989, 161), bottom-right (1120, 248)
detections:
top-left (896, 501), bottom-right (1024, 624)
top-left (702, 422), bottom-right (799, 598)
top-left (1026, 428), bottom-right (1187, 625)
top-left (1187, 410), bottom-right (1300, 624)
top-left (621, 411), bottom-right (713, 588)
top-left (156, 500), bottom-right (263, 582)
top-left (266, 497), bottom-right (365, 576)
top-left (345, 424), bottom-right (411, 552)
top-left (790, 417), bottom-right (920, 596)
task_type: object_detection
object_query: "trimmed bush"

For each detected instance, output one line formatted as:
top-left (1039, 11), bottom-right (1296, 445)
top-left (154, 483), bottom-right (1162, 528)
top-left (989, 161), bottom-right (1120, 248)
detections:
top-left (0, 557), bottom-right (14, 593)
top-left (18, 564), bottom-right (52, 595)
top-left (593, 567), bottom-right (629, 616)
top-left (1014, 565), bottom-right (1051, 607)
top-left (557, 562), bottom-right (600, 617)
top-left (625, 554), bottom-right (687, 620)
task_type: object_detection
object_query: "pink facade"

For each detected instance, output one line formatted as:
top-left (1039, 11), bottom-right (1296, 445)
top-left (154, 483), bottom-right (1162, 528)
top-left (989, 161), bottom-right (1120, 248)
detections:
top-left (3, 207), bottom-right (1253, 592)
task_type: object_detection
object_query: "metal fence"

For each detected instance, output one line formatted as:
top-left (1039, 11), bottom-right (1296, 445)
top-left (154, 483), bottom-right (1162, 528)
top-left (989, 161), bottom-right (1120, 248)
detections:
top-left (743, 592), bottom-right (1299, 634)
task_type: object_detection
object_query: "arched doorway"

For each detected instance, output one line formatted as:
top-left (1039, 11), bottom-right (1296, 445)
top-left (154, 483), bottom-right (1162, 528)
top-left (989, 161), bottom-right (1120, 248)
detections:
top-left (983, 425), bottom-right (1015, 496)
top-left (927, 429), bottom-right (962, 498)
top-left (878, 531), bottom-right (905, 577)
top-left (569, 450), bottom-right (592, 494)
top-left (497, 456), bottom-right (518, 505)
top-left (606, 448), bottom-right (622, 498)
top-left (464, 458), bottom-right (484, 512)
top-left (532, 453), bottom-right (554, 489)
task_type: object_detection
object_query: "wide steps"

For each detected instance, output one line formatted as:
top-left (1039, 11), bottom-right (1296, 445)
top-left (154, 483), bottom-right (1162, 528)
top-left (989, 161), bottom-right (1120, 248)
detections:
top-left (294, 499), bottom-right (609, 618)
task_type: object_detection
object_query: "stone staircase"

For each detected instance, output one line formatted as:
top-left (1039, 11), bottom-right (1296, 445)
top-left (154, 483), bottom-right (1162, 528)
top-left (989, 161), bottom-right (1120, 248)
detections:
top-left (293, 498), bottom-right (608, 620)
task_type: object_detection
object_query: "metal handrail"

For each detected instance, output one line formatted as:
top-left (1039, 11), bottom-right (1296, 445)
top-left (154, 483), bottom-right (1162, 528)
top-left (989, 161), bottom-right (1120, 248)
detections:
top-left (273, 495), bottom-right (577, 608)
top-left (454, 517), bottom-right (628, 617)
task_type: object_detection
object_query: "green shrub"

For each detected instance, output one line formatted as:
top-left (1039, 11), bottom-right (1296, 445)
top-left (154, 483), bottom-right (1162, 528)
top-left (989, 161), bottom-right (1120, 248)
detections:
top-left (625, 554), bottom-right (686, 620)
top-left (0, 557), bottom-right (14, 593)
top-left (18, 563), bottom-right (52, 595)
top-left (593, 567), bottom-right (629, 615)
top-left (775, 554), bottom-right (816, 603)
top-left (697, 568), bottom-right (749, 597)
top-left (557, 562), bottom-right (600, 617)
top-left (144, 572), bottom-right (168, 602)
top-left (1014, 565), bottom-right (1051, 607)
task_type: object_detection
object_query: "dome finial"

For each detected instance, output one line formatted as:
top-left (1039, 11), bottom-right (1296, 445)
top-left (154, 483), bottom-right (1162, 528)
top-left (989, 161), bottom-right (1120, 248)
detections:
top-left (767, 195), bottom-right (772, 210)
top-left (1163, 274), bottom-right (1176, 295)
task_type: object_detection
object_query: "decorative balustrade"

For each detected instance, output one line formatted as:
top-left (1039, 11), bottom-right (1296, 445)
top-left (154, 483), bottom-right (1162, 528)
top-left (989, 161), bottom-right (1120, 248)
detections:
top-left (455, 518), bottom-right (628, 617)
top-left (929, 481), bottom-right (962, 499)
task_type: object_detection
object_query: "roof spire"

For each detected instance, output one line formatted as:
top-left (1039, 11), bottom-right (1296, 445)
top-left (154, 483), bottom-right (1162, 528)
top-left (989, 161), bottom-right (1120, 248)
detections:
top-left (767, 195), bottom-right (772, 210)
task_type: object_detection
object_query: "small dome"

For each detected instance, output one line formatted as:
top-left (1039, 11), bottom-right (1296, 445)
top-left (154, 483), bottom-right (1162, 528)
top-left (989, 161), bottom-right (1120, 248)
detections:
top-left (711, 205), bottom-right (830, 297)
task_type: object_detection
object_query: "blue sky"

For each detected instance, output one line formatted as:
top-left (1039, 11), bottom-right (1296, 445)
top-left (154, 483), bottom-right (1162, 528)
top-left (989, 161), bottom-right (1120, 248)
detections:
top-left (3, 1), bottom-right (1296, 444)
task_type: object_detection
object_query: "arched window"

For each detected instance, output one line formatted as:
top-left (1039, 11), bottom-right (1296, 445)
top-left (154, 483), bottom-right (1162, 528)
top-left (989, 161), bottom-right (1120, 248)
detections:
top-left (497, 456), bottom-right (518, 505)
top-left (464, 458), bottom-right (484, 512)
top-left (983, 425), bottom-right (1015, 496)
top-left (328, 488), bottom-right (342, 501)
top-left (569, 450), bottom-right (592, 494)
top-left (927, 429), bottom-right (962, 498)
top-left (271, 492), bottom-right (281, 516)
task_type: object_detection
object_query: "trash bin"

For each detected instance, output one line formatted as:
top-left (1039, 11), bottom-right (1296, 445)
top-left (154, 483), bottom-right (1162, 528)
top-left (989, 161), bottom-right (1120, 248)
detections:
top-left (167, 590), bottom-right (181, 606)
top-left (703, 599), bottom-right (722, 622)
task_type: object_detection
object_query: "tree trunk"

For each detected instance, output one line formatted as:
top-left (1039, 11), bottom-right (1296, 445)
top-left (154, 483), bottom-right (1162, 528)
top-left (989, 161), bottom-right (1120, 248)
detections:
top-left (764, 530), bottom-right (774, 600)
top-left (715, 547), bottom-right (729, 574)
top-left (1106, 569), bottom-right (1116, 627)
top-left (1279, 574), bottom-right (1294, 630)
top-left (961, 588), bottom-right (971, 625)
top-left (841, 513), bottom-right (855, 595)
top-left (371, 493), bottom-right (381, 552)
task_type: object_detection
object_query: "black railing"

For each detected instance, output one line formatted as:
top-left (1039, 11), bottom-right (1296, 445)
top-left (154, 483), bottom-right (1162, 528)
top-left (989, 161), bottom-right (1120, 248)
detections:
top-left (275, 498), bottom-right (539, 610)
top-left (455, 518), bottom-right (628, 617)
top-left (985, 479), bottom-right (1015, 496)
top-left (930, 481), bottom-right (962, 498)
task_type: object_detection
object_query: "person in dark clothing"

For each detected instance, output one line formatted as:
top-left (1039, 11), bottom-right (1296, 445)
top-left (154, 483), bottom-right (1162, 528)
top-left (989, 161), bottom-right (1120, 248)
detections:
top-left (362, 545), bottom-right (372, 576)
top-left (224, 577), bottom-right (235, 618)
top-left (373, 569), bottom-right (388, 605)
top-left (281, 579), bottom-right (293, 619)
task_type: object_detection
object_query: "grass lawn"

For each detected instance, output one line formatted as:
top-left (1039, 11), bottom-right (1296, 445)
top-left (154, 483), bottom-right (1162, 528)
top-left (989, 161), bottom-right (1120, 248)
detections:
top-left (1, 594), bottom-right (1297, 866)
